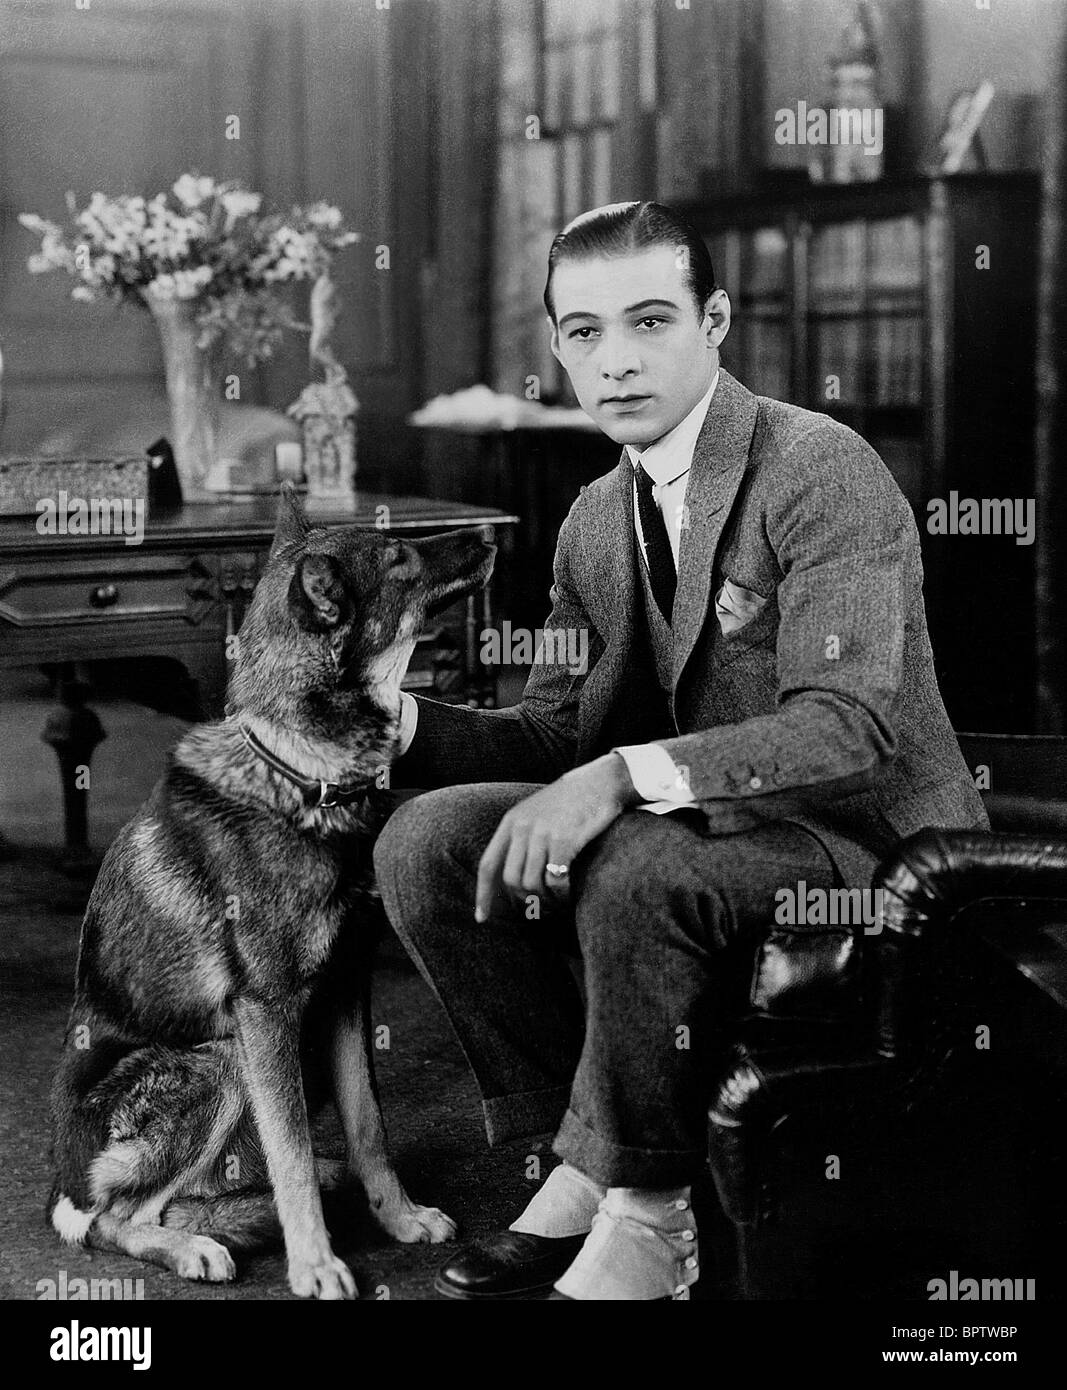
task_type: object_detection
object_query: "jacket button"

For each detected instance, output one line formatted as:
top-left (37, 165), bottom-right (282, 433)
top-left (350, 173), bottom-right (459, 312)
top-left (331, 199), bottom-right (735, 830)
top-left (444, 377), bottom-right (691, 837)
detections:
top-left (749, 775), bottom-right (762, 790)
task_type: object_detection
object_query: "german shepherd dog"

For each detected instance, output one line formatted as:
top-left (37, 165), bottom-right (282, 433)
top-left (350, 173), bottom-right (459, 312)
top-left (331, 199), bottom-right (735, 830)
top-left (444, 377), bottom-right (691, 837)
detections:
top-left (47, 486), bottom-right (496, 1299)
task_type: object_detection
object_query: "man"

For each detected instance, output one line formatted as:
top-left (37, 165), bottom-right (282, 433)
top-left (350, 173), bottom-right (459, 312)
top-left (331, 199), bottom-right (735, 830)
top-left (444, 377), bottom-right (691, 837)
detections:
top-left (373, 201), bottom-right (987, 1300)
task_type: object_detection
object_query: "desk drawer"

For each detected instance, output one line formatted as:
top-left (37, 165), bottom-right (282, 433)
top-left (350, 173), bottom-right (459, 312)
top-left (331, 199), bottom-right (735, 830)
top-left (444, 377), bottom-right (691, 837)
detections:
top-left (0, 552), bottom-right (217, 629)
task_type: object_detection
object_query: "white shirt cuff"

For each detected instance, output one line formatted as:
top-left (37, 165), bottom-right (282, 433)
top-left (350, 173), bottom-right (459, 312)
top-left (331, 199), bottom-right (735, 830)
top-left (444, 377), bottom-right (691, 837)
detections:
top-left (396, 690), bottom-right (419, 755)
top-left (613, 743), bottom-right (696, 812)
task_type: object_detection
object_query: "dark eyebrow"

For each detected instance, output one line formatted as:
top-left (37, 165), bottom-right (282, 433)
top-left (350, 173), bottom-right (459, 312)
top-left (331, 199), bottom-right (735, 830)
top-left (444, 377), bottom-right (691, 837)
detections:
top-left (558, 298), bottom-right (682, 330)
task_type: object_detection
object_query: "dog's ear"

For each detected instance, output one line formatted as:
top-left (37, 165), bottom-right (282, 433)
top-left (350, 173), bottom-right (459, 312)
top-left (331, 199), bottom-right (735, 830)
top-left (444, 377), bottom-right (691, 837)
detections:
top-left (270, 481), bottom-right (310, 560)
top-left (289, 554), bottom-right (349, 631)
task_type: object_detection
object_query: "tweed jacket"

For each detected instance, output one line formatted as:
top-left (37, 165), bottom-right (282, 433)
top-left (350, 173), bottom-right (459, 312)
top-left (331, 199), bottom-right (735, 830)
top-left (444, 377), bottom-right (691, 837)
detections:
top-left (398, 369), bottom-right (988, 888)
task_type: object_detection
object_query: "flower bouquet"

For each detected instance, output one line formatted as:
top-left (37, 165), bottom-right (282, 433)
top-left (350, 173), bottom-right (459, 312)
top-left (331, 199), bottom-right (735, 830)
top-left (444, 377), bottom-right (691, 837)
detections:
top-left (19, 174), bottom-right (358, 499)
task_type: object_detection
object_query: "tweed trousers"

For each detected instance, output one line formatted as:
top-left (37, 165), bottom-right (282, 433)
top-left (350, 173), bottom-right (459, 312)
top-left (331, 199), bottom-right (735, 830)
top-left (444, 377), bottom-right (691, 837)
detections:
top-left (373, 781), bottom-right (837, 1187)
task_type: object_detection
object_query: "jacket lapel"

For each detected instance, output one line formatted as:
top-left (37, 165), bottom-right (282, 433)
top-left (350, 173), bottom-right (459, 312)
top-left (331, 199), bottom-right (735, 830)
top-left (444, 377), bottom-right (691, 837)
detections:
top-left (582, 369), bottom-right (760, 752)
top-left (671, 369), bottom-right (759, 691)
top-left (604, 453), bottom-right (639, 649)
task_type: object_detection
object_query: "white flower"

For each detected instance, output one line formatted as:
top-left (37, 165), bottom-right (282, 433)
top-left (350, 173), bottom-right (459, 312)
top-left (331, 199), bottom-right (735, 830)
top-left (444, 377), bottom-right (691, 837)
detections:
top-left (305, 201), bottom-right (343, 231)
top-left (172, 174), bottom-right (217, 209)
top-left (220, 189), bottom-right (262, 225)
top-left (71, 285), bottom-right (96, 302)
top-left (26, 234), bottom-right (73, 273)
top-left (74, 207), bottom-right (106, 244)
top-left (140, 200), bottom-right (205, 261)
top-left (145, 265), bottom-right (212, 301)
top-left (261, 226), bottom-right (318, 282)
top-left (85, 253), bottom-right (117, 284)
top-left (18, 213), bottom-right (60, 235)
top-left (145, 274), bottom-right (177, 300)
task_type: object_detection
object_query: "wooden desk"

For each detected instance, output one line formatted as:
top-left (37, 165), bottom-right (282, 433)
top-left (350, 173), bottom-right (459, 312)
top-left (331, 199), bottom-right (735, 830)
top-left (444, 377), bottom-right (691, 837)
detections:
top-left (0, 492), bottom-right (517, 863)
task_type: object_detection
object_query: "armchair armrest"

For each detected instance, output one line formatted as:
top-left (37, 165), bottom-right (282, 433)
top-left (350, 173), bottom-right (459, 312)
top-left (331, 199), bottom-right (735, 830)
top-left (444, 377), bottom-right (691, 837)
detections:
top-left (872, 828), bottom-right (1067, 1063)
top-left (708, 926), bottom-right (886, 1226)
top-left (708, 828), bottom-right (1067, 1230)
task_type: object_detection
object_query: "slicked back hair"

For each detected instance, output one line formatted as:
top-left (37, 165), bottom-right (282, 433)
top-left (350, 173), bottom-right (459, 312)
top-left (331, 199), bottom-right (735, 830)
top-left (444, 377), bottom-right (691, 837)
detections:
top-left (543, 200), bottom-right (717, 322)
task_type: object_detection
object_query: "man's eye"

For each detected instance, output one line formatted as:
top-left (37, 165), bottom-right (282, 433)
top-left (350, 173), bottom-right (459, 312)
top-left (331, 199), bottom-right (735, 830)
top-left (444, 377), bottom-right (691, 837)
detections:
top-left (569, 326), bottom-right (598, 341)
top-left (637, 317), bottom-right (666, 331)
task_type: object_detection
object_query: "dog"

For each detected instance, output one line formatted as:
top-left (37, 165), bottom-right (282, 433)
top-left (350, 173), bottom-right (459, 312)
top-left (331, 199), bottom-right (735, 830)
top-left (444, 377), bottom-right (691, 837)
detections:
top-left (47, 485), bottom-right (496, 1299)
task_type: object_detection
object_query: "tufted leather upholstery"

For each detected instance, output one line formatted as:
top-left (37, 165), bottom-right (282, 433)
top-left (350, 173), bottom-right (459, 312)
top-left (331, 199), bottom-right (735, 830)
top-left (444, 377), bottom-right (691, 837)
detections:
top-left (706, 733), bottom-right (1067, 1294)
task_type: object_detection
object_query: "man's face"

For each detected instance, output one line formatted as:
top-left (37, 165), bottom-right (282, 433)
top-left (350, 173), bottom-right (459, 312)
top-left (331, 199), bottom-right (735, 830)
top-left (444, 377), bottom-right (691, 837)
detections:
top-left (549, 244), bottom-right (730, 447)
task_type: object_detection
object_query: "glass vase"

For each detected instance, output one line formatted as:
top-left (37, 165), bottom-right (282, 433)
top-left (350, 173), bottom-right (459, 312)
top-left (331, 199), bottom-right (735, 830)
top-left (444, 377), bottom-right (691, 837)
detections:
top-left (146, 296), bottom-right (220, 502)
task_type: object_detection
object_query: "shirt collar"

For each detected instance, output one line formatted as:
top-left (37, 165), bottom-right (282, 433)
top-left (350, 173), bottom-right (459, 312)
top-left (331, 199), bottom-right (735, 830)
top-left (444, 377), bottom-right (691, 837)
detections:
top-left (625, 369), bottom-right (719, 488)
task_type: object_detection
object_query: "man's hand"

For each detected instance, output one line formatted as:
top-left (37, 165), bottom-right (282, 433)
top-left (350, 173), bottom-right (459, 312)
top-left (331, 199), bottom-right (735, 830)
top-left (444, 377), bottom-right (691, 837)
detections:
top-left (475, 753), bottom-right (640, 921)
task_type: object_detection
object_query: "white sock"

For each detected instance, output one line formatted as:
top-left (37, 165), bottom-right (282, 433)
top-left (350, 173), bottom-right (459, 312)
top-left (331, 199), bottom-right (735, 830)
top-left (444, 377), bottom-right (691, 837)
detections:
top-left (509, 1163), bottom-right (605, 1239)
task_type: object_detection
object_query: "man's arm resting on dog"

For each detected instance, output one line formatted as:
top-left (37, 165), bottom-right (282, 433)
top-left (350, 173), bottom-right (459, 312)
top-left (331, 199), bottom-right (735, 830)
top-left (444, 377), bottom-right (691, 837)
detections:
top-left (390, 500), bottom-right (600, 788)
top-left (396, 694), bottom-right (689, 808)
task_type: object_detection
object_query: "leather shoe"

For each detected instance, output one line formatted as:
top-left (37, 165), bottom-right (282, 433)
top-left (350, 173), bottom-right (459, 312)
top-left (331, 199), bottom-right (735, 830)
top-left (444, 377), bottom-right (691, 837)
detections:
top-left (434, 1230), bottom-right (587, 1300)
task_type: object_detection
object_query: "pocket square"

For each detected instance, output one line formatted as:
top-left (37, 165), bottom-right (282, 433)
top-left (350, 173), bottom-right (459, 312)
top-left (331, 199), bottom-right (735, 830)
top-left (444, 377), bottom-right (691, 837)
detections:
top-left (714, 578), bottom-right (768, 635)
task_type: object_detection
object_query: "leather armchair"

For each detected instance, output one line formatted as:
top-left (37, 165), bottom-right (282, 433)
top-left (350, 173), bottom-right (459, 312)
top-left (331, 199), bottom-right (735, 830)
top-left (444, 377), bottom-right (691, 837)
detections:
top-left (707, 733), bottom-right (1067, 1298)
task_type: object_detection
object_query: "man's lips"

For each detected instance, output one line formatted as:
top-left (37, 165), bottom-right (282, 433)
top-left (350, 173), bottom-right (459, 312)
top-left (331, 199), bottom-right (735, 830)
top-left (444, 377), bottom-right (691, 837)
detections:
top-left (601, 393), bottom-right (652, 407)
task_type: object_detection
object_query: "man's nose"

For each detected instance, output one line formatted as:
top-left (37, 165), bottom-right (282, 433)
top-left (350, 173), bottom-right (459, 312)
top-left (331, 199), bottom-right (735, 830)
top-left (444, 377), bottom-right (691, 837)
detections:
top-left (598, 339), bottom-right (641, 379)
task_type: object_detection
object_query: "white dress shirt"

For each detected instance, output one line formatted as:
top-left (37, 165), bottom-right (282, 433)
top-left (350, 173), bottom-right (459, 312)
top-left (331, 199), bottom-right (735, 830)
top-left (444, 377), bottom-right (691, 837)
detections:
top-left (613, 372), bottom-right (718, 812)
top-left (395, 371), bottom-right (719, 818)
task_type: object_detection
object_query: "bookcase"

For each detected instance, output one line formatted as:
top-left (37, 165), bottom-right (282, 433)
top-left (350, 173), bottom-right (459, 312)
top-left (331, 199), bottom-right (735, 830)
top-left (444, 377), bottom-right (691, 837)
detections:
top-left (681, 173), bottom-right (1042, 734)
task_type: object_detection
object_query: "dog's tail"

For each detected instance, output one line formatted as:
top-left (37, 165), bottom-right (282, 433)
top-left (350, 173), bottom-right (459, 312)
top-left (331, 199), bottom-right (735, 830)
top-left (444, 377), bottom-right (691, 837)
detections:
top-left (48, 1007), bottom-right (136, 1218)
top-left (49, 1000), bottom-right (137, 1206)
top-left (162, 1193), bottom-right (281, 1252)
top-left (47, 1189), bottom-right (98, 1248)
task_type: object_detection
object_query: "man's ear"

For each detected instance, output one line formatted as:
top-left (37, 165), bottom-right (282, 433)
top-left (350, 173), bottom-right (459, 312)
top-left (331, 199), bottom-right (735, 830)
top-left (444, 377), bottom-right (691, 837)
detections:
top-left (288, 554), bottom-right (349, 631)
top-left (704, 288), bottom-right (731, 350)
top-left (270, 481), bottom-right (310, 559)
top-left (548, 315), bottom-right (563, 366)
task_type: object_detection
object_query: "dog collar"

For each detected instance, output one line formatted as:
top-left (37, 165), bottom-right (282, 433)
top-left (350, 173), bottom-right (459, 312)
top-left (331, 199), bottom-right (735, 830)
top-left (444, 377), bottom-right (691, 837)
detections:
top-left (238, 722), bottom-right (374, 810)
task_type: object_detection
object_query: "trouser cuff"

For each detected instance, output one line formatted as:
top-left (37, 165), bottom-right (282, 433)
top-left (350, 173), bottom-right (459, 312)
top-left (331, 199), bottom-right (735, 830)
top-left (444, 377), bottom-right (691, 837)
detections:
top-left (482, 1085), bottom-right (571, 1146)
top-left (552, 1107), bottom-right (705, 1188)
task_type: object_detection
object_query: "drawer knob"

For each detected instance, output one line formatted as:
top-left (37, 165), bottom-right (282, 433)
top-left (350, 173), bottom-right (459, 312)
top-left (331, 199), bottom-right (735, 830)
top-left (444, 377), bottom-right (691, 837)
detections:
top-left (89, 583), bottom-right (119, 609)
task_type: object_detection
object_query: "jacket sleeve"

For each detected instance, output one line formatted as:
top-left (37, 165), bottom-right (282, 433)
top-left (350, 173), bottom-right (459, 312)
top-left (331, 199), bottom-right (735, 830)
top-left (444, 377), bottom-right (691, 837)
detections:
top-left (654, 426), bottom-right (910, 833)
top-left (391, 495), bottom-right (605, 788)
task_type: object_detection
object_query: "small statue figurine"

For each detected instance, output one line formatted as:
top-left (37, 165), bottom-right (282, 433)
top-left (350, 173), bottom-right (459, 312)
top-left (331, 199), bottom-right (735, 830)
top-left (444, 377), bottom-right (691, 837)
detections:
top-left (288, 273), bottom-right (359, 500)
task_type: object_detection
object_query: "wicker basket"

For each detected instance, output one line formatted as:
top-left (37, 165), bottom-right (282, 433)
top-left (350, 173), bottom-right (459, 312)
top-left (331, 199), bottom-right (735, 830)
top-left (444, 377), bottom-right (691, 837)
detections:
top-left (0, 455), bottom-right (150, 517)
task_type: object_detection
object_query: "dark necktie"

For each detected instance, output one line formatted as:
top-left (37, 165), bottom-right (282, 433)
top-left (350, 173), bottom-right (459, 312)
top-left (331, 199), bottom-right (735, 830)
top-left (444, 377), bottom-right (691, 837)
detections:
top-left (634, 462), bottom-right (677, 626)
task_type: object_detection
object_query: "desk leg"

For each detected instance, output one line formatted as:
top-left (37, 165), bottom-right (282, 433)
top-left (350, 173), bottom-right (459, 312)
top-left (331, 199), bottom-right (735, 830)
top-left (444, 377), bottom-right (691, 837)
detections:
top-left (41, 669), bottom-right (106, 872)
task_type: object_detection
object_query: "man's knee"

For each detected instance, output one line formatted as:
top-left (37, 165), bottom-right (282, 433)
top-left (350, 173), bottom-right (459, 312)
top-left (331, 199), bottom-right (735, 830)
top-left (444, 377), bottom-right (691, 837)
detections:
top-left (576, 815), bottom-right (683, 924)
top-left (573, 812), bottom-right (726, 956)
top-left (373, 781), bottom-right (543, 888)
top-left (374, 787), bottom-right (463, 898)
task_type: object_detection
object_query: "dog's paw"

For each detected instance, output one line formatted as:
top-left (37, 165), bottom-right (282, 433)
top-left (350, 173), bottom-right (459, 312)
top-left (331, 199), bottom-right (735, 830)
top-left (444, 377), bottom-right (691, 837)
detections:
top-left (288, 1252), bottom-right (358, 1300)
top-left (173, 1235), bottom-right (237, 1283)
top-left (377, 1202), bottom-right (458, 1245)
